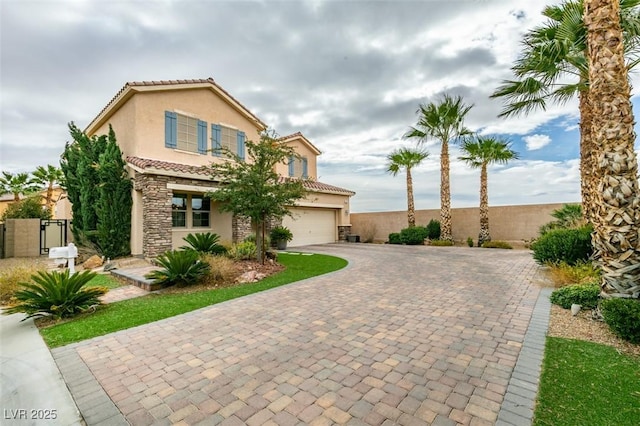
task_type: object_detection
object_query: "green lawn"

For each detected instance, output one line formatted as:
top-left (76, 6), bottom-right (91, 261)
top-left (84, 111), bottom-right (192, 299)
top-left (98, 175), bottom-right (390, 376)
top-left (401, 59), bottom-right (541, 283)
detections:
top-left (40, 253), bottom-right (347, 348)
top-left (534, 337), bottom-right (640, 426)
top-left (87, 273), bottom-right (122, 290)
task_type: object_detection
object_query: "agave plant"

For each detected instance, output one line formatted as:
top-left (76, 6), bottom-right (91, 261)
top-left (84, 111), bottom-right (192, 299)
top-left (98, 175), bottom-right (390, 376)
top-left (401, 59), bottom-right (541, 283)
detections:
top-left (180, 232), bottom-right (226, 255)
top-left (3, 270), bottom-right (105, 320)
top-left (146, 250), bottom-right (210, 287)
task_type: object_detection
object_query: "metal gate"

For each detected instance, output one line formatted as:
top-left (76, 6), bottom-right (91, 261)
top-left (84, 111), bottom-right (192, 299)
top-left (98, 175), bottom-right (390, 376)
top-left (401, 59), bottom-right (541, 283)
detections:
top-left (40, 219), bottom-right (68, 255)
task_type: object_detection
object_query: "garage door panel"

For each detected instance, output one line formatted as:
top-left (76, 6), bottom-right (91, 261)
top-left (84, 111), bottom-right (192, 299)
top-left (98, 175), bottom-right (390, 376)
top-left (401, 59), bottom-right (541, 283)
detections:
top-left (283, 208), bottom-right (336, 247)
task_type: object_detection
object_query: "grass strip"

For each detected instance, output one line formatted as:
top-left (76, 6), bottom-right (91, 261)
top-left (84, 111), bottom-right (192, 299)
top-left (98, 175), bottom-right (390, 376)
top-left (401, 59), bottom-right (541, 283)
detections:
top-left (86, 273), bottom-right (122, 290)
top-left (534, 337), bottom-right (640, 426)
top-left (41, 253), bottom-right (347, 348)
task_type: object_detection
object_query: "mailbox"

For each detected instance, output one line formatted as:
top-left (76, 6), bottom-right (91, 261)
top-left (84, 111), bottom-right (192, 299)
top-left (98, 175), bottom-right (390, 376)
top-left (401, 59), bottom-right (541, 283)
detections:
top-left (49, 243), bottom-right (78, 273)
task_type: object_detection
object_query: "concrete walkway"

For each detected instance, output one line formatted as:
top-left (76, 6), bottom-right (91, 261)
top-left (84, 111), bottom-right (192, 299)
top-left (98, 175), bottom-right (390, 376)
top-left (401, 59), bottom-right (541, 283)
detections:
top-left (51, 244), bottom-right (550, 425)
top-left (0, 312), bottom-right (83, 426)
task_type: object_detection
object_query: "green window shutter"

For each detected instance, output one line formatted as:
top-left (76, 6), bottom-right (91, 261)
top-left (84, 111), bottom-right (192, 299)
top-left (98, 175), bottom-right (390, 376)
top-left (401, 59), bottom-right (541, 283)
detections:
top-left (211, 124), bottom-right (222, 156)
top-left (237, 131), bottom-right (246, 161)
top-left (302, 158), bottom-right (308, 178)
top-left (197, 120), bottom-right (207, 154)
top-left (288, 156), bottom-right (295, 177)
top-left (165, 111), bottom-right (177, 148)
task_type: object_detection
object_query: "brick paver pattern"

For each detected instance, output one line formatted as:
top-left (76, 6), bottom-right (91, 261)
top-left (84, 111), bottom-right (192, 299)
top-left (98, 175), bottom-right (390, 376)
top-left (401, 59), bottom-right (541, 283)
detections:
top-left (61, 244), bottom-right (545, 425)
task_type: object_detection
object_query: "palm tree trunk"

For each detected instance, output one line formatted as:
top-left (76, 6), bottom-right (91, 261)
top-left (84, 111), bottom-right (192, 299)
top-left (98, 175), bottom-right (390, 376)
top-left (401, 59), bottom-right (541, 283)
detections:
top-left (578, 90), bottom-right (595, 226)
top-left (406, 168), bottom-right (415, 227)
top-left (585, 0), bottom-right (640, 298)
top-left (46, 182), bottom-right (54, 213)
top-left (478, 163), bottom-right (490, 246)
top-left (440, 140), bottom-right (452, 241)
top-left (13, 192), bottom-right (20, 202)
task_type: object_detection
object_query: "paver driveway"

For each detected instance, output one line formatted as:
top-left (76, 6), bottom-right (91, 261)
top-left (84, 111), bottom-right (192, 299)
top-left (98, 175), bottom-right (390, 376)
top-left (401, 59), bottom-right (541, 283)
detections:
top-left (53, 244), bottom-right (547, 425)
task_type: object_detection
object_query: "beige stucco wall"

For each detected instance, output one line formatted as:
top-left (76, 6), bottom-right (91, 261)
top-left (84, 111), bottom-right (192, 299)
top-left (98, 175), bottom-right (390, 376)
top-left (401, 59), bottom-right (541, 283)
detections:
top-left (90, 88), bottom-right (263, 167)
top-left (296, 191), bottom-right (351, 226)
top-left (351, 203), bottom-right (569, 243)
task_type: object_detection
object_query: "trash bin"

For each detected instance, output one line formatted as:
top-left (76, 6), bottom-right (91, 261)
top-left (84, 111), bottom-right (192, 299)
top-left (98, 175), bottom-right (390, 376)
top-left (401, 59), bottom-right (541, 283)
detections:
top-left (347, 235), bottom-right (360, 243)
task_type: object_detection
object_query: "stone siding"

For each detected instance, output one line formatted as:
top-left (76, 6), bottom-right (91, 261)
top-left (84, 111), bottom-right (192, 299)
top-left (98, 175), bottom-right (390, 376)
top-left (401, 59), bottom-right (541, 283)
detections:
top-left (338, 225), bottom-right (351, 242)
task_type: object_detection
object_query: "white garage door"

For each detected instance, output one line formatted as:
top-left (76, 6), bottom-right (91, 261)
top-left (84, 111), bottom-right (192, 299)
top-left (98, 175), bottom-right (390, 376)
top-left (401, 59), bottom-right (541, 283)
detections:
top-left (283, 208), bottom-right (336, 247)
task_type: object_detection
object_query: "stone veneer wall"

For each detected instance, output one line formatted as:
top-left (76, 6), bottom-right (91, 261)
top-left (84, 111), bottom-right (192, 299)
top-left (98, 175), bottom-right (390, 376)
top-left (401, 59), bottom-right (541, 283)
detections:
top-left (232, 215), bottom-right (253, 243)
top-left (135, 174), bottom-right (173, 258)
top-left (338, 225), bottom-right (351, 242)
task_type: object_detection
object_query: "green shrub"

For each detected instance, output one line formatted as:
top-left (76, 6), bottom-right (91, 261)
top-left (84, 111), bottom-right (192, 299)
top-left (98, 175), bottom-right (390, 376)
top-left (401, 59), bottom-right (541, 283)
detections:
top-left (539, 203), bottom-right (584, 235)
top-left (3, 270), bottom-right (106, 320)
top-left (600, 298), bottom-right (640, 344)
top-left (1, 196), bottom-right (52, 220)
top-left (226, 241), bottom-right (257, 260)
top-left (550, 282), bottom-right (600, 309)
top-left (244, 233), bottom-right (271, 248)
top-left (531, 226), bottom-right (593, 265)
top-left (181, 232), bottom-right (226, 255)
top-left (269, 226), bottom-right (293, 242)
top-left (466, 237), bottom-right (474, 247)
top-left (388, 233), bottom-right (402, 244)
top-left (429, 239), bottom-right (454, 246)
top-left (146, 250), bottom-right (210, 287)
top-left (426, 219), bottom-right (441, 240)
top-left (481, 240), bottom-right (513, 249)
top-left (400, 226), bottom-right (429, 245)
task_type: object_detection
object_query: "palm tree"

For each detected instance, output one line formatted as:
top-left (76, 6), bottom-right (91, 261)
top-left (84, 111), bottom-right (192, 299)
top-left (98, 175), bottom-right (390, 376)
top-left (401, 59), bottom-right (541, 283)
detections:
top-left (404, 94), bottom-right (473, 241)
top-left (491, 0), bottom-right (640, 224)
top-left (459, 136), bottom-right (519, 246)
top-left (387, 147), bottom-right (429, 227)
top-left (32, 164), bottom-right (64, 213)
top-left (0, 171), bottom-right (40, 201)
top-left (585, 0), bottom-right (640, 298)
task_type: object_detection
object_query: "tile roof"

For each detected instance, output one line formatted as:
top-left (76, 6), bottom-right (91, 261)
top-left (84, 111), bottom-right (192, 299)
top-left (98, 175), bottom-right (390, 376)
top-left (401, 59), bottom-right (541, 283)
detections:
top-left (126, 157), bottom-right (355, 195)
top-left (126, 157), bottom-right (212, 177)
top-left (87, 78), bottom-right (266, 132)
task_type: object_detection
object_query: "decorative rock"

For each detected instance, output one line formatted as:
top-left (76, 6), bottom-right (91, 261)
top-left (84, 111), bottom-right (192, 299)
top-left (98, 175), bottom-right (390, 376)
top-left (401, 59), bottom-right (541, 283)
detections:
top-left (236, 270), bottom-right (267, 284)
top-left (571, 304), bottom-right (582, 316)
top-left (103, 262), bottom-right (117, 272)
top-left (83, 255), bottom-right (104, 270)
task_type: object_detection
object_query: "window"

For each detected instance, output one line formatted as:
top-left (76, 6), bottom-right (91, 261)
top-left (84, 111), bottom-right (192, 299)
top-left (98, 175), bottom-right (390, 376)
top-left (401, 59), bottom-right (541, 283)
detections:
top-left (172, 193), bottom-right (211, 228)
top-left (177, 115), bottom-right (198, 152)
top-left (191, 196), bottom-right (210, 227)
top-left (165, 111), bottom-right (207, 154)
top-left (288, 156), bottom-right (308, 178)
top-left (212, 124), bottom-right (246, 160)
top-left (172, 194), bottom-right (187, 227)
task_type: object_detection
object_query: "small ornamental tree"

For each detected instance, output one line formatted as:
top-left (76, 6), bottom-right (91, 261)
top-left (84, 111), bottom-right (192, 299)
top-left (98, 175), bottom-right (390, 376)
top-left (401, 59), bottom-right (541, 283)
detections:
top-left (208, 130), bottom-right (306, 263)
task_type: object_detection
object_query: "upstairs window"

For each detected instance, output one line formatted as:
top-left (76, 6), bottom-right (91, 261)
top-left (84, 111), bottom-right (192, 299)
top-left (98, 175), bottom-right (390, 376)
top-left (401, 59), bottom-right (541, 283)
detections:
top-left (212, 124), bottom-right (245, 161)
top-left (165, 111), bottom-right (207, 154)
top-left (288, 156), bottom-right (308, 178)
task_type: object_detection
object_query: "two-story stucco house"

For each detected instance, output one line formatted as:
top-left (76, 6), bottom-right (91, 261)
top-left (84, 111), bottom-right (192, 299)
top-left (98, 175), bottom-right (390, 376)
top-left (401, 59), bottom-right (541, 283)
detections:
top-left (84, 78), bottom-right (354, 257)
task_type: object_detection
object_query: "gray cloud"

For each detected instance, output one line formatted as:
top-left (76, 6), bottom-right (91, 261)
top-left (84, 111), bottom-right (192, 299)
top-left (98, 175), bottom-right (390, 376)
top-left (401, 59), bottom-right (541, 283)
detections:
top-left (1, 0), bottom-right (588, 211)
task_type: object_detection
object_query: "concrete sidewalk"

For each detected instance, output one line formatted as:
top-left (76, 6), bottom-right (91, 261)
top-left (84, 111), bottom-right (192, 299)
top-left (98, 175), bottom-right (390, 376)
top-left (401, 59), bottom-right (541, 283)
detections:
top-left (0, 312), bottom-right (83, 426)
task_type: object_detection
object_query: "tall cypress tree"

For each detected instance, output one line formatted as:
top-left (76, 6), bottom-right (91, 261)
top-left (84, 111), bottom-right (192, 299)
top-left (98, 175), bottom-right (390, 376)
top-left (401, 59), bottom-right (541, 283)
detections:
top-left (96, 126), bottom-right (132, 258)
top-left (61, 123), bottom-right (131, 256)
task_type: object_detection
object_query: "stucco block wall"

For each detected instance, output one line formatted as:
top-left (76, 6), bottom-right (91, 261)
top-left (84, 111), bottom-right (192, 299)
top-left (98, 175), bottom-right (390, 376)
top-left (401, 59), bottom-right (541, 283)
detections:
top-left (4, 219), bottom-right (41, 258)
top-left (351, 203), bottom-right (569, 243)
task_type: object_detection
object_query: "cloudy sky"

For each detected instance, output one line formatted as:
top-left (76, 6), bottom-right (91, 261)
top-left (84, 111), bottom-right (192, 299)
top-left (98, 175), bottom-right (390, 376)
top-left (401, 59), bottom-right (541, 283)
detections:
top-left (2, 0), bottom-right (639, 213)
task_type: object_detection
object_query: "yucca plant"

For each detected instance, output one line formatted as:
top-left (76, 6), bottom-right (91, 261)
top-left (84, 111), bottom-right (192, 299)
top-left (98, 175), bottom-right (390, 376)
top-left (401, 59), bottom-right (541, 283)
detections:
top-left (146, 250), bottom-right (210, 287)
top-left (180, 232), bottom-right (227, 255)
top-left (3, 270), bottom-right (105, 320)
